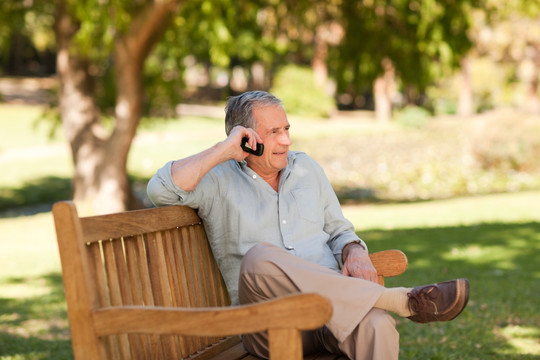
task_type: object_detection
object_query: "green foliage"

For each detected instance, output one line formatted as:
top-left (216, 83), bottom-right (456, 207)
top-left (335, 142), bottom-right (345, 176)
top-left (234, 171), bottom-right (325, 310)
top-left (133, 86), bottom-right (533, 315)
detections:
top-left (66, 0), bottom-right (147, 60)
top-left (2, 0), bottom-right (489, 116)
top-left (0, 0), bottom-right (55, 65)
top-left (56, 0), bottom-right (291, 115)
top-left (143, 56), bottom-right (184, 117)
top-left (173, 0), bottom-right (285, 67)
top-left (271, 65), bottom-right (335, 117)
top-left (427, 58), bottom-right (512, 115)
top-left (329, 0), bottom-right (484, 98)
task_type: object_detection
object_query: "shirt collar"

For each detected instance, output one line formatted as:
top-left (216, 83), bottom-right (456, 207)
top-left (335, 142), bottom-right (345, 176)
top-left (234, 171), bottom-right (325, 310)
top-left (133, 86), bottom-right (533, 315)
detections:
top-left (237, 151), bottom-right (297, 179)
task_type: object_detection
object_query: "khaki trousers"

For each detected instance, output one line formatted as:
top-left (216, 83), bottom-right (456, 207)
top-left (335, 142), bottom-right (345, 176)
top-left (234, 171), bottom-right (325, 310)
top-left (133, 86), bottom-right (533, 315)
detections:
top-left (238, 243), bottom-right (399, 360)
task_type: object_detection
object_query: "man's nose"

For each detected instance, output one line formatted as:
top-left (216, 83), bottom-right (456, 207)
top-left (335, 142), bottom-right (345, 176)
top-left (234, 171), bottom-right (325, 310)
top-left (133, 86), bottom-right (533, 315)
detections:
top-left (279, 133), bottom-right (292, 146)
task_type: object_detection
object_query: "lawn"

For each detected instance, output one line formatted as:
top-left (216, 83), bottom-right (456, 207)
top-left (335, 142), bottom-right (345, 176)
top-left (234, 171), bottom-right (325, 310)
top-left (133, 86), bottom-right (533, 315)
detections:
top-left (364, 218), bottom-right (540, 359)
top-left (0, 104), bottom-right (539, 359)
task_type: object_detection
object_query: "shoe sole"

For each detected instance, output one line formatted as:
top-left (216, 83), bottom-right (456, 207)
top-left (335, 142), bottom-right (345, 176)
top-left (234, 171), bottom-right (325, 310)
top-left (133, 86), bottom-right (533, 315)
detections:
top-left (443, 278), bottom-right (470, 321)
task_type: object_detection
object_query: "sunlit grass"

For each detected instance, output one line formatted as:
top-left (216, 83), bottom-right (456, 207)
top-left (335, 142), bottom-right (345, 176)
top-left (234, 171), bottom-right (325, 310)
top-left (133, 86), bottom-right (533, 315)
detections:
top-left (443, 244), bottom-right (522, 269)
top-left (497, 325), bottom-right (540, 356)
top-left (0, 104), bottom-right (63, 149)
top-left (364, 220), bottom-right (540, 359)
top-left (342, 190), bottom-right (540, 230)
top-left (0, 213), bottom-right (59, 278)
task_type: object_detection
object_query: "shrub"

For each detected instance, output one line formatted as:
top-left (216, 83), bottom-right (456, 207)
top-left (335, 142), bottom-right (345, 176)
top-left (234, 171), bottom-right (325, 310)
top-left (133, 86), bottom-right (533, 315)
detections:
top-left (394, 105), bottom-right (432, 128)
top-left (270, 65), bottom-right (335, 118)
top-left (470, 112), bottom-right (540, 172)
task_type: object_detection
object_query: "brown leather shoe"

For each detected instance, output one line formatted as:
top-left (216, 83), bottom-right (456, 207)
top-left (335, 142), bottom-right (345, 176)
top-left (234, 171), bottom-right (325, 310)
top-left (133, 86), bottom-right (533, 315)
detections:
top-left (407, 279), bottom-right (469, 323)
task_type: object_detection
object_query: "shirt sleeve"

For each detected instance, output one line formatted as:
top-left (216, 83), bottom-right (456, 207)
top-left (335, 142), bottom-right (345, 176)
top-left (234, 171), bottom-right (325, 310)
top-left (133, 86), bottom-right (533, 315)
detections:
top-left (310, 159), bottom-right (368, 267)
top-left (146, 160), bottom-right (216, 210)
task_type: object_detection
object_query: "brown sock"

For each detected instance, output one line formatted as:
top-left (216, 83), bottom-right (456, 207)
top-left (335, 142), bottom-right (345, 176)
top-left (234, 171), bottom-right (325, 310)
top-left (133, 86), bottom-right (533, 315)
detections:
top-left (374, 287), bottom-right (413, 317)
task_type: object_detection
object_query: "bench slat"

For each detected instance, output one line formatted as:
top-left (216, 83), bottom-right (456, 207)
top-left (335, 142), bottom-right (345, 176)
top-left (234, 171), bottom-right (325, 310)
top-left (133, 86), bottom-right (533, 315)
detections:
top-left (80, 206), bottom-right (201, 244)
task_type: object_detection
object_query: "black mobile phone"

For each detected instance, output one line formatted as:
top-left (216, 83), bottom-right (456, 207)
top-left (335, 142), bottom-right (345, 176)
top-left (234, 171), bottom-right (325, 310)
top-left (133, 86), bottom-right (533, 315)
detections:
top-left (241, 137), bottom-right (264, 156)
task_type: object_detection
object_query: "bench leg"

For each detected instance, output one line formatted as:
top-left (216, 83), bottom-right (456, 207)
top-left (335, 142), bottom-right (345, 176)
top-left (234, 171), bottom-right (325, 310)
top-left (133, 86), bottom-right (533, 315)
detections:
top-left (268, 328), bottom-right (302, 360)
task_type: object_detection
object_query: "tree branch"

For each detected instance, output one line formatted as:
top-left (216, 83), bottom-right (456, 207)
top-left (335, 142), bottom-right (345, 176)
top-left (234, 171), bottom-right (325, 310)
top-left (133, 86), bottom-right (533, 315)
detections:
top-left (127, 0), bottom-right (181, 62)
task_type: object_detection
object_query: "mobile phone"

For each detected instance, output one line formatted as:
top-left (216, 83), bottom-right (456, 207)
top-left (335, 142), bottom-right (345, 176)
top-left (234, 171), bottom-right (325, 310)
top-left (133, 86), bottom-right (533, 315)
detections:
top-left (241, 137), bottom-right (264, 156)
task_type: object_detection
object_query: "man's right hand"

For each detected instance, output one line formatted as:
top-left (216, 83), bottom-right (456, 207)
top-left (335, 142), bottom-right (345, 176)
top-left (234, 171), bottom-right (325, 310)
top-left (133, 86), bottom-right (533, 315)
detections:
top-left (224, 126), bottom-right (262, 161)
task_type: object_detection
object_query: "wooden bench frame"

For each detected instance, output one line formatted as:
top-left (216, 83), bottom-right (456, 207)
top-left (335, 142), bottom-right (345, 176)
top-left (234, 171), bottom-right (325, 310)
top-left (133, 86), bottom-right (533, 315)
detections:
top-left (52, 201), bottom-right (408, 360)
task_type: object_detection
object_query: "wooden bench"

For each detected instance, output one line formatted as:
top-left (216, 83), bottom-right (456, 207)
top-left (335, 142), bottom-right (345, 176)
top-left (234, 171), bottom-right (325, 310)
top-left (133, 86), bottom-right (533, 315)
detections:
top-left (52, 201), bottom-right (408, 360)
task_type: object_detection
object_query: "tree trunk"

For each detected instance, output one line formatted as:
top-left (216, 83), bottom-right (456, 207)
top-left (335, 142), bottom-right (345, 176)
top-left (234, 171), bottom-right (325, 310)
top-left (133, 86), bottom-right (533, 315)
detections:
top-left (55, 0), bottom-right (178, 215)
top-left (55, 1), bottom-right (111, 214)
top-left (373, 58), bottom-right (396, 123)
top-left (526, 50), bottom-right (540, 114)
top-left (457, 56), bottom-right (474, 117)
top-left (312, 22), bottom-right (343, 91)
top-left (312, 27), bottom-right (328, 90)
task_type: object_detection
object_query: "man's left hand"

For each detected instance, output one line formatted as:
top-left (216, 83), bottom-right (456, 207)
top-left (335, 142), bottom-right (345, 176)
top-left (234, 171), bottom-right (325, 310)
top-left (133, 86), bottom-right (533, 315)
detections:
top-left (341, 243), bottom-right (378, 283)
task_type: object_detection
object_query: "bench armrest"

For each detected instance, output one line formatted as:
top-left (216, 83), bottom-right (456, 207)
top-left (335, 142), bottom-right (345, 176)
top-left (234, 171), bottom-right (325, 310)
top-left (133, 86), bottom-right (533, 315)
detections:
top-left (92, 293), bottom-right (332, 337)
top-left (369, 249), bottom-right (408, 285)
top-left (93, 293), bottom-right (331, 360)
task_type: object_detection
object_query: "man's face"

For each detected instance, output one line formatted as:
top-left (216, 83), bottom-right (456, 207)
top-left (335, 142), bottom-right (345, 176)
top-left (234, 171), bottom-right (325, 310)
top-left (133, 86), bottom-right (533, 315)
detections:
top-left (246, 105), bottom-right (291, 176)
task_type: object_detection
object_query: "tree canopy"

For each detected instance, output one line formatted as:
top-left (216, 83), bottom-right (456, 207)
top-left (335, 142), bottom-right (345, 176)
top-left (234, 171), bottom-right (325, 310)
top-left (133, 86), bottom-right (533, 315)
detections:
top-left (1, 0), bottom-right (491, 212)
top-left (329, 0), bottom-right (483, 100)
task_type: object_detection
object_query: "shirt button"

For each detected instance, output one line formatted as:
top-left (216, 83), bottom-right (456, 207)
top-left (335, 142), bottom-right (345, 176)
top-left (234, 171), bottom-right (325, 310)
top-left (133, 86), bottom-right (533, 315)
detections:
top-left (282, 220), bottom-right (287, 224)
top-left (252, 175), bottom-right (257, 179)
top-left (285, 245), bottom-right (294, 250)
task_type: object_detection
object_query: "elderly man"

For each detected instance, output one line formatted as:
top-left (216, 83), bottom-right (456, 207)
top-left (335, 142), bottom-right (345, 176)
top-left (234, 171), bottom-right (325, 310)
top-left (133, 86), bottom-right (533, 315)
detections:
top-left (147, 90), bottom-right (469, 360)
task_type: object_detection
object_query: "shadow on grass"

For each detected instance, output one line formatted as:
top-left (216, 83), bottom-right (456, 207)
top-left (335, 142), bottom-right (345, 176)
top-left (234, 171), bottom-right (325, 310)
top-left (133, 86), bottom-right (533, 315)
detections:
top-left (0, 272), bottom-right (73, 359)
top-left (0, 223), bottom-right (538, 359)
top-left (363, 222), bottom-right (540, 359)
top-left (334, 185), bottom-right (379, 204)
top-left (0, 175), bottom-right (154, 218)
top-left (0, 176), bottom-right (72, 217)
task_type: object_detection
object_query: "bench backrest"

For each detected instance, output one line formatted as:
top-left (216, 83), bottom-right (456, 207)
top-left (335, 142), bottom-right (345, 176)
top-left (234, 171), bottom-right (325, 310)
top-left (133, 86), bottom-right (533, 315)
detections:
top-left (53, 202), bottom-right (234, 360)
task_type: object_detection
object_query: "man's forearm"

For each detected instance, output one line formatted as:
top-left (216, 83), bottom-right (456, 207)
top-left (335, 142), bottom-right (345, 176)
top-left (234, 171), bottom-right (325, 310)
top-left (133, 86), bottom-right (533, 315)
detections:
top-left (171, 141), bottom-right (231, 192)
top-left (170, 126), bottom-right (257, 192)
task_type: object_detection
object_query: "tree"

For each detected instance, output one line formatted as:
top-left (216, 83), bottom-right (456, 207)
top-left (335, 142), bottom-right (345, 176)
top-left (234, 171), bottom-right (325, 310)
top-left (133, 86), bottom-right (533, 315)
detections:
top-left (475, 0), bottom-right (540, 113)
top-left (2, 0), bottom-right (284, 215)
top-left (457, 55), bottom-right (475, 116)
top-left (327, 0), bottom-right (483, 121)
top-left (54, 0), bottom-right (285, 214)
top-left (54, 0), bottom-right (180, 214)
top-left (2, 0), bottom-right (490, 214)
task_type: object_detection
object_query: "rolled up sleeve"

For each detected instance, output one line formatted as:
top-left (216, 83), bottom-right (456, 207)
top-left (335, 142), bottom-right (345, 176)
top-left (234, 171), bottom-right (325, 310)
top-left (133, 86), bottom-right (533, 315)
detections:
top-left (314, 162), bottom-right (368, 267)
top-left (147, 161), bottom-right (186, 206)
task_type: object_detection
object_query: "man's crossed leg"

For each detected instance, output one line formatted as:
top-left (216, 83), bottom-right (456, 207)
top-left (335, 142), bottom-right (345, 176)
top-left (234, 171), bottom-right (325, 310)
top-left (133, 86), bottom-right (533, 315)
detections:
top-left (239, 243), bottom-right (469, 360)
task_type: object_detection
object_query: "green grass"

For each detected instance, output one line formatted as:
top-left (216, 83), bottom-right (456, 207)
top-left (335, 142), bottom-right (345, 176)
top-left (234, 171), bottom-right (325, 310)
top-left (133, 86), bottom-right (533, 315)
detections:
top-left (344, 194), bottom-right (540, 358)
top-left (1, 104), bottom-right (539, 359)
top-left (368, 222), bottom-right (540, 359)
top-left (0, 105), bottom-right (64, 150)
top-left (1, 196), bottom-right (539, 359)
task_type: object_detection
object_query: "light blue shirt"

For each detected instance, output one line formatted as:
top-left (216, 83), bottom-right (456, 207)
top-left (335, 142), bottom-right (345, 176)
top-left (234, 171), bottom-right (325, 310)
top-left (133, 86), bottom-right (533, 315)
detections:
top-left (147, 151), bottom-right (367, 304)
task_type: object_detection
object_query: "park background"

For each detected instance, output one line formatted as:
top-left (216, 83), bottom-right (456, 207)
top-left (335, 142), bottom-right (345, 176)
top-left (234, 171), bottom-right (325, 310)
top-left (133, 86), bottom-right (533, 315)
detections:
top-left (0, 0), bottom-right (539, 359)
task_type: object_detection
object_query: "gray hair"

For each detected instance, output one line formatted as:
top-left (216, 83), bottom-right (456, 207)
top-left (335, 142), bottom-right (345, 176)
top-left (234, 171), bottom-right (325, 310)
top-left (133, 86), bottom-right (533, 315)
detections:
top-left (224, 91), bottom-right (283, 135)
